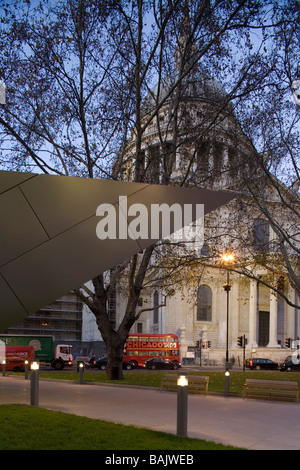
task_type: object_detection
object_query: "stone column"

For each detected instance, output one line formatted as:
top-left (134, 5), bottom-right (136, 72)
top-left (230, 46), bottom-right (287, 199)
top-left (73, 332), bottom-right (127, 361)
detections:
top-left (248, 279), bottom-right (258, 348)
top-left (217, 286), bottom-right (227, 349)
top-left (230, 281), bottom-right (239, 349)
top-left (268, 291), bottom-right (280, 348)
top-left (180, 326), bottom-right (187, 361)
top-left (286, 286), bottom-right (296, 339)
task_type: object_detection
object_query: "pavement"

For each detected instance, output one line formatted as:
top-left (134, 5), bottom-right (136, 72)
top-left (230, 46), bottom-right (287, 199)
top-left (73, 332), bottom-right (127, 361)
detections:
top-left (1, 375), bottom-right (300, 450)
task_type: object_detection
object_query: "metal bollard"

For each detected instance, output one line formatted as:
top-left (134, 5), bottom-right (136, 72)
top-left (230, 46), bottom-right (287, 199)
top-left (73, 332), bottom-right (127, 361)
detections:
top-left (79, 362), bottom-right (84, 384)
top-left (177, 374), bottom-right (188, 437)
top-left (2, 360), bottom-right (6, 377)
top-left (24, 360), bottom-right (29, 380)
top-left (225, 370), bottom-right (230, 397)
top-left (30, 362), bottom-right (39, 406)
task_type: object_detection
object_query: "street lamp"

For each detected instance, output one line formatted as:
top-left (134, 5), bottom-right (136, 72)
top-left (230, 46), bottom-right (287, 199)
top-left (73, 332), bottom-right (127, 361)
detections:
top-left (221, 253), bottom-right (235, 263)
top-left (221, 252), bottom-right (235, 396)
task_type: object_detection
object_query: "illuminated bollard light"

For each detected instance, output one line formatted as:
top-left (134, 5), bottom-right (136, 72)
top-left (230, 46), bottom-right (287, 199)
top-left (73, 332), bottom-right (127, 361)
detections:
top-left (177, 374), bottom-right (188, 437)
top-left (2, 360), bottom-right (6, 377)
top-left (24, 360), bottom-right (29, 380)
top-left (225, 370), bottom-right (230, 397)
top-left (79, 362), bottom-right (84, 384)
top-left (30, 362), bottom-right (39, 406)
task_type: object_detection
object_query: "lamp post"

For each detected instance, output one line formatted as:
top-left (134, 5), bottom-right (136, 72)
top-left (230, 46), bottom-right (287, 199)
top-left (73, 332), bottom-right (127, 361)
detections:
top-left (221, 252), bottom-right (235, 397)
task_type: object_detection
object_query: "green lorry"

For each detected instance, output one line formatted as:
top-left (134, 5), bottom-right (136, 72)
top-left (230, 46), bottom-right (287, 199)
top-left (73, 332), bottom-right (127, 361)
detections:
top-left (0, 335), bottom-right (73, 370)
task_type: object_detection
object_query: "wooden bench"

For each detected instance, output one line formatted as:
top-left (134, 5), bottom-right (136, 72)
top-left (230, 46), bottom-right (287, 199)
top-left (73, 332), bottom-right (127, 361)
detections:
top-left (160, 374), bottom-right (209, 395)
top-left (243, 379), bottom-right (299, 403)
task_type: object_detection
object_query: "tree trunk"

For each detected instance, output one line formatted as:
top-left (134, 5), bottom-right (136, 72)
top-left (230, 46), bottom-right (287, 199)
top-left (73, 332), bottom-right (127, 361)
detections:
top-left (105, 334), bottom-right (126, 380)
top-left (88, 248), bottom-right (155, 380)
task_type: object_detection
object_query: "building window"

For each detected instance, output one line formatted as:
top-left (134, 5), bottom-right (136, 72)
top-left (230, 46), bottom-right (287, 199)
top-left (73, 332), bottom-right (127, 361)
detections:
top-left (197, 285), bottom-right (212, 321)
top-left (228, 146), bottom-right (239, 178)
top-left (197, 140), bottom-right (209, 177)
top-left (147, 145), bottom-right (160, 183)
top-left (212, 141), bottom-right (223, 176)
top-left (200, 244), bottom-right (210, 257)
top-left (254, 219), bottom-right (269, 250)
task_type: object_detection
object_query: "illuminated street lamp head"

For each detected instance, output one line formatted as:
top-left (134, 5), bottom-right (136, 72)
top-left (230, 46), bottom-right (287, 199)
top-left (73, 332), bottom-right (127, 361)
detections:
top-left (221, 252), bottom-right (235, 263)
top-left (177, 375), bottom-right (188, 387)
top-left (31, 361), bottom-right (39, 371)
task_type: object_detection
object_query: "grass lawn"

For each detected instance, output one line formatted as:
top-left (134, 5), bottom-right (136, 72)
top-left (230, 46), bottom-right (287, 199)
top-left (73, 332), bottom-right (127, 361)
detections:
top-left (4, 369), bottom-right (297, 450)
top-left (26, 369), bottom-right (300, 395)
top-left (0, 405), bottom-right (243, 450)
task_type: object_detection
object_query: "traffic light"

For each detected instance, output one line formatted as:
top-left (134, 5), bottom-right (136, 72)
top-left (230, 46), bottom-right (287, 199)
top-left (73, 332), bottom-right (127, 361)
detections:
top-left (237, 336), bottom-right (243, 347)
top-left (195, 340), bottom-right (200, 348)
top-left (201, 341), bottom-right (211, 349)
top-left (285, 338), bottom-right (292, 348)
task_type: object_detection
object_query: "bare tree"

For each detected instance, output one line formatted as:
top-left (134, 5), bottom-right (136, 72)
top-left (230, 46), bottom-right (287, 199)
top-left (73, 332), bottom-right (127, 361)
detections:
top-left (228, 0), bottom-right (300, 305)
top-left (0, 0), bottom-right (295, 377)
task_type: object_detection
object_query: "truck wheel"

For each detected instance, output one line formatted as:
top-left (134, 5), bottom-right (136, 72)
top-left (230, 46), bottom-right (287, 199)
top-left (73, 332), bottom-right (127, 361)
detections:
top-left (53, 360), bottom-right (64, 370)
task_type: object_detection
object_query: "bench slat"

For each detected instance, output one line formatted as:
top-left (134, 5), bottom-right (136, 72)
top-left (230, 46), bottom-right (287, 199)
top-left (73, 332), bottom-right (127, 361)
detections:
top-left (243, 378), bottom-right (299, 403)
top-left (245, 379), bottom-right (298, 387)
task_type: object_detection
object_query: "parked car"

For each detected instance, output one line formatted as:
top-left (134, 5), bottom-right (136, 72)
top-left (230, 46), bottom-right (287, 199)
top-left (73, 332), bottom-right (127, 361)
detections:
top-left (279, 357), bottom-right (300, 372)
top-left (143, 358), bottom-right (181, 370)
top-left (91, 357), bottom-right (133, 370)
top-left (245, 358), bottom-right (279, 371)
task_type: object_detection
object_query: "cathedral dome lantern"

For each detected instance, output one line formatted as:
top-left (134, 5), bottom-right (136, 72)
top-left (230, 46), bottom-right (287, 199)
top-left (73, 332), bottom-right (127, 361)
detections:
top-left (143, 4), bottom-right (233, 119)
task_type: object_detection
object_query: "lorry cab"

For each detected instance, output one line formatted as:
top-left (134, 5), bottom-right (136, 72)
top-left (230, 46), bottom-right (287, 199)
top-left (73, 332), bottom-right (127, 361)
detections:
top-left (54, 344), bottom-right (73, 368)
top-left (0, 335), bottom-right (73, 370)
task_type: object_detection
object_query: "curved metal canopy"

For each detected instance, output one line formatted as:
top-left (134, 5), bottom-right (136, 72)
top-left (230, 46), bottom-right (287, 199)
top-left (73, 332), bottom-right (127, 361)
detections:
top-left (0, 171), bottom-right (237, 331)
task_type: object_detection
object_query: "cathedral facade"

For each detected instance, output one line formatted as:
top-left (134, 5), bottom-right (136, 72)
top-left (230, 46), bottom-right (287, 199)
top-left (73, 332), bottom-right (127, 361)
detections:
top-left (114, 45), bottom-right (300, 365)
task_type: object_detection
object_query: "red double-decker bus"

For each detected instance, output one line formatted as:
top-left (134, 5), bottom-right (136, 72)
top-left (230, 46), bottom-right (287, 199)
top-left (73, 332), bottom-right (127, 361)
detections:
top-left (124, 333), bottom-right (180, 368)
